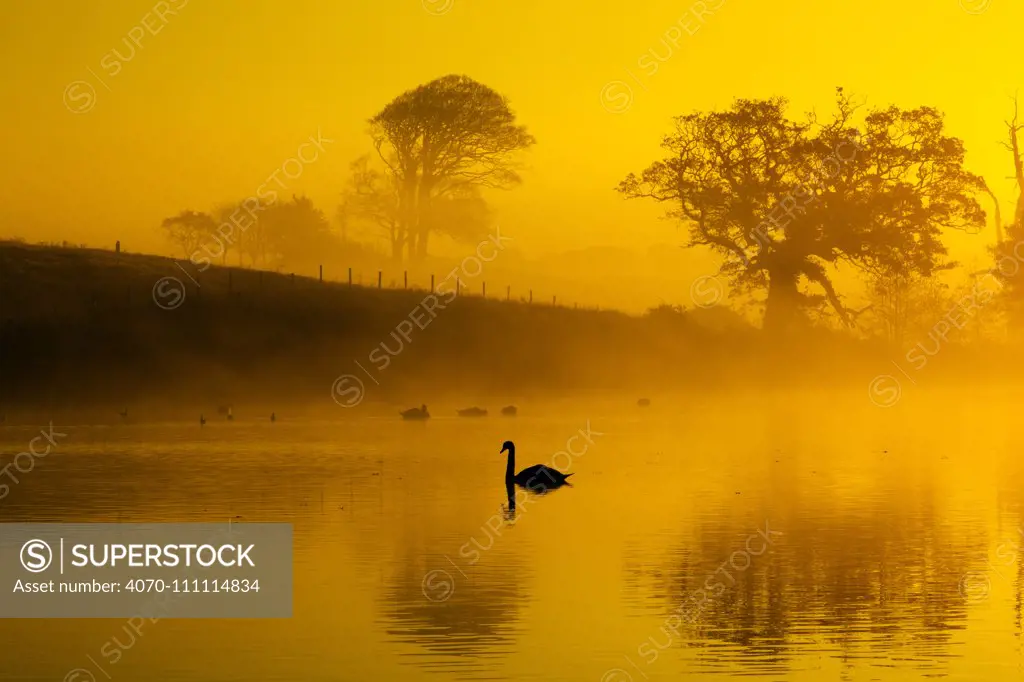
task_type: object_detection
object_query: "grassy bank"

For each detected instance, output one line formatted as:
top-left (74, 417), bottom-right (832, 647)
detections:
top-left (0, 241), bottom-right (1000, 415)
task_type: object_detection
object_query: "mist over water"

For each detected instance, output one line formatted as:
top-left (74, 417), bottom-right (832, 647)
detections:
top-left (6, 0), bottom-right (1024, 678)
top-left (0, 393), bottom-right (1020, 681)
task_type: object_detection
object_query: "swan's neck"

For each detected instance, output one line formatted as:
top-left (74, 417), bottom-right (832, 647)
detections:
top-left (505, 449), bottom-right (515, 480)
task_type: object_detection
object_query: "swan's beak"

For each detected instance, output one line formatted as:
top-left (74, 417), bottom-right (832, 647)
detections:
top-left (500, 446), bottom-right (507, 453)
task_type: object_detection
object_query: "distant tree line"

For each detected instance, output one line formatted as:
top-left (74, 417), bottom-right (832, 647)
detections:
top-left (159, 76), bottom-right (1024, 343)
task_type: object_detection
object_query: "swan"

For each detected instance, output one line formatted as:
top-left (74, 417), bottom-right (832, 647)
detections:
top-left (501, 440), bottom-right (572, 491)
top-left (401, 404), bottom-right (430, 420)
top-left (458, 407), bottom-right (488, 417)
top-left (501, 405), bottom-right (517, 416)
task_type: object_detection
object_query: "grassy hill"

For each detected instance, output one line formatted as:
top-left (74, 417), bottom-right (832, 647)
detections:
top-left (0, 240), bottom-right (942, 415)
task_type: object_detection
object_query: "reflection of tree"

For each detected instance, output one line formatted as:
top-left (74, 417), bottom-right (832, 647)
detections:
top-left (623, 506), bottom-right (981, 673)
top-left (379, 549), bottom-right (528, 668)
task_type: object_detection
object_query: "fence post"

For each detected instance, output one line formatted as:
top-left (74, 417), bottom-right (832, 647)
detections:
top-left (431, 274), bottom-right (435, 292)
top-left (378, 271), bottom-right (382, 289)
top-left (482, 282), bottom-right (486, 298)
top-left (456, 279), bottom-right (460, 297)
top-left (404, 271), bottom-right (408, 289)
top-left (506, 285), bottom-right (510, 301)
top-left (553, 295), bottom-right (556, 306)
top-left (348, 267), bottom-right (352, 287)
top-left (319, 264), bottom-right (323, 282)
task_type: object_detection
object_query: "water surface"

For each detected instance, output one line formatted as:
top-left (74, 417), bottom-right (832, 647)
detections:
top-left (0, 392), bottom-right (1020, 681)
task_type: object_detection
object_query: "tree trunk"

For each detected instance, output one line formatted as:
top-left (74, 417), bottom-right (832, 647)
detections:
top-left (417, 228), bottom-right (430, 260)
top-left (406, 231), bottom-right (417, 262)
top-left (400, 175), bottom-right (419, 262)
top-left (763, 269), bottom-right (802, 334)
top-left (1011, 120), bottom-right (1024, 224)
top-left (415, 176), bottom-right (434, 261)
top-left (389, 223), bottom-right (406, 263)
top-left (984, 186), bottom-right (1003, 245)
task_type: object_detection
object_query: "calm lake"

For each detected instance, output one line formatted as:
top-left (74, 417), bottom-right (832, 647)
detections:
top-left (0, 391), bottom-right (1021, 681)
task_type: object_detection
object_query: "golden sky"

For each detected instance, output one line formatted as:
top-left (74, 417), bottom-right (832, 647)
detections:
top-left (0, 0), bottom-right (1020, 271)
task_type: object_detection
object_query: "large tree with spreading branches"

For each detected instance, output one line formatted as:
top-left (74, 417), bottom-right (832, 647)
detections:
top-left (619, 89), bottom-right (986, 333)
top-left (368, 74), bottom-right (535, 261)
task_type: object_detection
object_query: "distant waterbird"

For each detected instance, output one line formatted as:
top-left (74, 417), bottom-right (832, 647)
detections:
top-left (501, 405), bottom-right (518, 417)
top-left (400, 404), bottom-right (430, 420)
top-left (271, 412), bottom-right (276, 422)
top-left (637, 398), bottom-right (650, 407)
top-left (501, 440), bottom-right (573, 491)
top-left (200, 414), bottom-right (206, 426)
top-left (457, 407), bottom-right (488, 417)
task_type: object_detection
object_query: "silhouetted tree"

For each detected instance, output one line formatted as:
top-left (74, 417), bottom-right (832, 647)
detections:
top-left (979, 96), bottom-right (1024, 335)
top-left (1003, 95), bottom-right (1024, 225)
top-left (341, 156), bottom-right (403, 262)
top-left (161, 210), bottom-right (216, 259)
top-left (983, 181), bottom-right (1004, 245)
top-left (259, 195), bottom-right (337, 270)
top-left (211, 203), bottom-right (240, 265)
top-left (430, 185), bottom-right (492, 244)
top-left (334, 201), bottom-right (350, 243)
top-left (619, 89), bottom-right (985, 333)
top-left (369, 74), bottom-right (535, 260)
top-left (989, 220), bottom-right (1024, 331)
top-left (863, 270), bottom-right (954, 345)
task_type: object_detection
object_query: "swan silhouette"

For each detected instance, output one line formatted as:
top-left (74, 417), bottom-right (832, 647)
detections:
top-left (501, 440), bottom-right (572, 491)
top-left (501, 405), bottom-right (517, 416)
top-left (401, 404), bottom-right (430, 420)
top-left (458, 407), bottom-right (487, 417)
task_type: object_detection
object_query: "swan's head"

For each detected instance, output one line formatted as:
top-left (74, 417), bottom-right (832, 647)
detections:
top-left (500, 440), bottom-right (515, 454)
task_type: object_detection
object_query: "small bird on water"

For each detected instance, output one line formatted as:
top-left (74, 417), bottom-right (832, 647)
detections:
top-left (200, 414), bottom-right (206, 426)
top-left (400, 404), bottom-right (430, 420)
